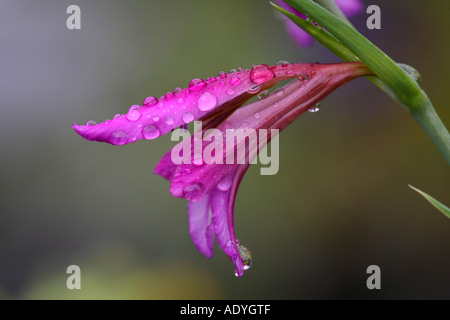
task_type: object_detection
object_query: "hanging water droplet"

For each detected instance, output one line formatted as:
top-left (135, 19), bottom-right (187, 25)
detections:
top-left (397, 63), bottom-right (422, 86)
top-left (247, 84), bottom-right (261, 94)
top-left (126, 105), bottom-right (141, 121)
top-left (250, 64), bottom-right (275, 84)
top-left (111, 131), bottom-right (129, 145)
top-left (182, 182), bottom-right (205, 199)
top-left (142, 124), bottom-right (161, 140)
top-left (197, 92), bottom-right (218, 111)
top-left (257, 90), bottom-right (269, 100)
top-left (237, 243), bottom-right (252, 271)
top-left (165, 116), bottom-right (174, 125)
top-left (189, 78), bottom-right (207, 92)
top-left (86, 120), bottom-right (97, 126)
top-left (143, 96), bottom-right (158, 107)
top-left (182, 112), bottom-right (194, 123)
top-left (230, 76), bottom-right (241, 86)
top-left (218, 71), bottom-right (227, 79)
top-left (309, 103), bottom-right (321, 113)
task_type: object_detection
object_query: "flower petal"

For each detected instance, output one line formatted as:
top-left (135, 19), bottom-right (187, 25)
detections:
top-left (210, 165), bottom-right (249, 276)
top-left (187, 194), bottom-right (215, 258)
top-left (335, 0), bottom-right (364, 17)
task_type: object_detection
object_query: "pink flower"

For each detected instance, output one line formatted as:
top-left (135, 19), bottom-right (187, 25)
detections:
top-left (276, 0), bottom-right (364, 47)
top-left (73, 62), bottom-right (372, 276)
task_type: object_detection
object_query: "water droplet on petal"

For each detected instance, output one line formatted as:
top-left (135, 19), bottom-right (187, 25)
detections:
top-left (189, 78), bottom-right (207, 92)
top-left (142, 124), bottom-right (161, 140)
top-left (298, 74), bottom-right (310, 82)
top-left (247, 84), bottom-right (261, 94)
top-left (274, 88), bottom-right (284, 97)
top-left (143, 96), bottom-right (158, 107)
top-left (86, 120), bottom-right (97, 126)
top-left (230, 76), bottom-right (241, 86)
top-left (165, 116), bottom-right (174, 125)
top-left (111, 131), bottom-right (129, 145)
top-left (218, 71), bottom-right (227, 79)
top-left (226, 89), bottom-right (234, 96)
top-left (257, 90), bottom-right (269, 100)
top-left (217, 175), bottom-right (233, 191)
top-left (250, 64), bottom-right (275, 84)
top-left (276, 60), bottom-right (290, 67)
top-left (182, 112), bottom-right (194, 123)
top-left (153, 116), bottom-right (160, 122)
top-left (398, 63), bottom-right (422, 86)
top-left (229, 68), bottom-right (237, 73)
top-left (113, 114), bottom-right (122, 119)
top-left (237, 67), bottom-right (244, 72)
top-left (254, 113), bottom-right (261, 119)
top-left (197, 92), bottom-right (218, 111)
top-left (309, 103), bottom-right (321, 113)
top-left (126, 105), bottom-right (141, 121)
top-left (182, 182), bottom-right (205, 199)
top-left (164, 91), bottom-right (174, 101)
top-left (174, 87), bottom-right (183, 93)
top-left (207, 77), bottom-right (217, 83)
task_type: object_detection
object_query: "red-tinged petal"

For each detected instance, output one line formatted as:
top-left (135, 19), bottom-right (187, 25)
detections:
top-left (336, 0), bottom-right (364, 17)
top-left (187, 194), bottom-right (215, 258)
top-left (210, 165), bottom-right (249, 277)
top-left (72, 63), bottom-right (333, 146)
top-left (153, 149), bottom-right (178, 181)
top-left (168, 62), bottom-right (372, 201)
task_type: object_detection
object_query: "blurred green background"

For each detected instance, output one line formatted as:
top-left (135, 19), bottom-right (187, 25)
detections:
top-left (0, 0), bottom-right (449, 299)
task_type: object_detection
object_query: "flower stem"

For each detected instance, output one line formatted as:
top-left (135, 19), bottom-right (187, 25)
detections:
top-left (278, 0), bottom-right (450, 164)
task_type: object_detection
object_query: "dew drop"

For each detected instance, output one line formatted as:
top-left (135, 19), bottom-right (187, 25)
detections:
top-left (197, 92), bottom-right (218, 111)
top-left (113, 114), bottom-right (122, 119)
top-left (229, 68), bottom-right (237, 73)
top-left (207, 77), bottom-right (217, 83)
top-left (247, 84), bottom-right (261, 94)
top-left (174, 87), bottom-right (183, 94)
top-left (250, 64), bottom-right (275, 84)
top-left (217, 175), bottom-right (233, 191)
top-left (274, 88), bottom-right (284, 97)
top-left (276, 60), bottom-right (290, 67)
top-left (398, 63), bottom-right (422, 86)
top-left (126, 105), bottom-right (141, 121)
top-left (164, 91), bottom-right (174, 101)
top-left (165, 116), bottom-right (174, 125)
top-left (189, 78), bottom-right (207, 92)
top-left (142, 124), bottom-right (161, 140)
top-left (298, 74), bottom-right (310, 82)
top-left (182, 112), bottom-right (194, 123)
top-left (254, 113), bottom-right (261, 119)
top-left (153, 116), bottom-right (160, 122)
top-left (218, 71), bottom-right (227, 79)
top-left (111, 131), bottom-right (129, 145)
top-left (182, 182), bottom-right (205, 199)
top-left (238, 243), bottom-right (252, 271)
top-left (86, 120), bottom-right (97, 126)
top-left (257, 90), bottom-right (269, 100)
top-left (229, 76), bottom-right (241, 86)
top-left (309, 103), bottom-right (321, 113)
top-left (143, 96), bottom-right (158, 107)
top-left (226, 89), bottom-right (234, 96)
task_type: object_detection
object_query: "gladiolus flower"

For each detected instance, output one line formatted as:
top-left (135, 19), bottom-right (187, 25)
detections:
top-left (73, 62), bottom-right (372, 276)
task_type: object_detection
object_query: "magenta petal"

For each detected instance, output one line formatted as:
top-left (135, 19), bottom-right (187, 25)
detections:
top-left (210, 167), bottom-right (248, 277)
top-left (154, 149), bottom-right (178, 181)
top-left (187, 195), bottom-right (215, 258)
top-left (336, 0), bottom-right (364, 17)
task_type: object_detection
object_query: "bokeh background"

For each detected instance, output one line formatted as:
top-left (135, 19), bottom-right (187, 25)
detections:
top-left (0, 0), bottom-right (449, 299)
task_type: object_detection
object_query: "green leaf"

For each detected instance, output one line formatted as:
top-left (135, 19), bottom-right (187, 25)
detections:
top-left (409, 185), bottom-right (450, 219)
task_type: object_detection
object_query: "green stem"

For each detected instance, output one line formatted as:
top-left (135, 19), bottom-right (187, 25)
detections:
top-left (279, 0), bottom-right (450, 164)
